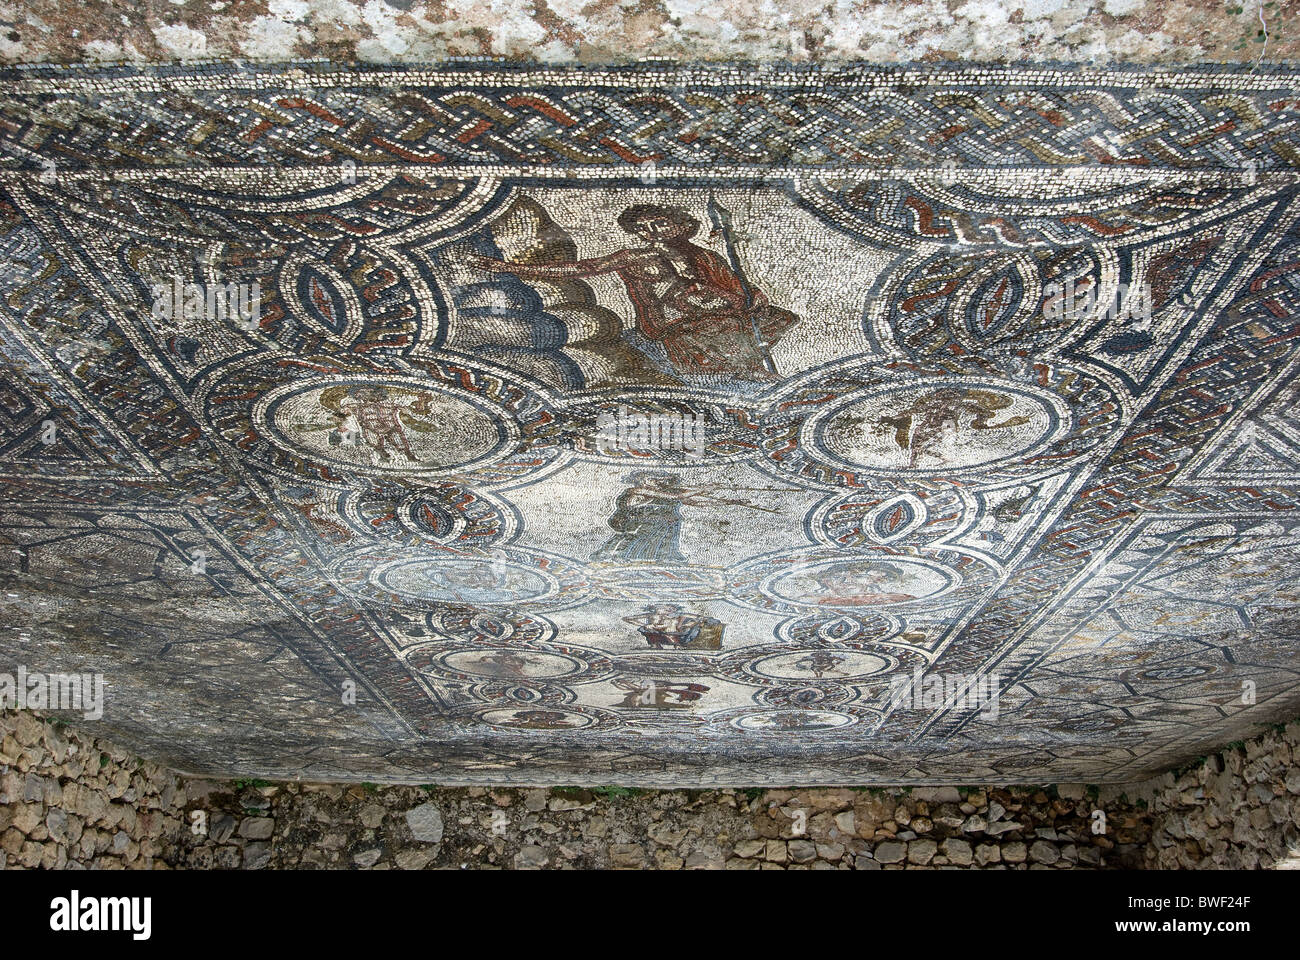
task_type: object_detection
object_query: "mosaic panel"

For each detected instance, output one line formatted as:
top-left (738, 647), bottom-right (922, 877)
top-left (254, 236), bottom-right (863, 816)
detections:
top-left (1, 63), bottom-right (1299, 783)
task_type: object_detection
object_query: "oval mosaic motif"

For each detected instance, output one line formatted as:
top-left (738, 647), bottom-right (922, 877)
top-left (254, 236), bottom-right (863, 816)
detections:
top-left (373, 557), bottom-right (554, 606)
top-left (816, 487), bottom-right (967, 549)
top-left (816, 381), bottom-right (1059, 474)
top-left (774, 611), bottom-right (904, 647)
top-left (404, 496), bottom-right (457, 538)
top-left (1138, 665), bottom-right (1214, 681)
top-left (818, 615), bottom-right (876, 642)
top-left (965, 264), bottom-right (1028, 341)
top-left (466, 613), bottom-right (517, 641)
top-left (337, 481), bottom-right (518, 548)
top-left (733, 710), bottom-right (855, 732)
top-left (409, 646), bottom-right (584, 681)
top-left (768, 557), bottom-right (956, 610)
top-left (862, 494), bottom-right (927, 543)
top-left (288, 261), bottom-right (363, 343)
top-left (262, 379), bottom-right (511, 475)
top-left (748, 650), bottom-right (894, 681)
top-left (477, 708), bottom-right (595, 730)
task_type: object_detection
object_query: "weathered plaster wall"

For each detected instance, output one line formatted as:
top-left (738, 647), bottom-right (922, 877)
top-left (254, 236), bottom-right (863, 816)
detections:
top-left (0, 0), bottom-right (1295, 66)
top-left (4, 709), bottom-right (1298, 868)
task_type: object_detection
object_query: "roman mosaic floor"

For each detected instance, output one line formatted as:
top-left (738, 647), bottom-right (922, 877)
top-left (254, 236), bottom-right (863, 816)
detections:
top-left (1, 62), bottom-right (1298, 784)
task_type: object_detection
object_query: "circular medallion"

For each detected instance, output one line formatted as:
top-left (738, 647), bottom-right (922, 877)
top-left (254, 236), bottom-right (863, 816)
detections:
top-left (333, 546), bottom-right (590, 611)
top-left (767, 556), bottom-right (956, 610)
top-left (476, 707), bottom-right (596, 730)
top-left (747, 649), bottom-right (894, 681)
top-left (812, 380), bottom-right (1060, 475)
top-left (414, 647), bottom-right (584, 681)
top-left (374, 556), bottom-right (552, 606)
top-left (203, 356), bottom-right (568, 488)
top-left (758, 358), bottom-right (1121, 489)
top-left (262, 378), bottom-right (512, 476)
top-left (732, 710), bottom-right (856, 732)
top-left (729, 546), bottom-right (998, 617)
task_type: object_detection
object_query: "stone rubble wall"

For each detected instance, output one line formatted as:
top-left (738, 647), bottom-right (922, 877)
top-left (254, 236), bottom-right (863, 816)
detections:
top-left (0, 711), bottom-right (185, 869)
top-left (3, 710), bottom-right (1297, 870)
top-left (1130, 722), bottom-right (1300, 870)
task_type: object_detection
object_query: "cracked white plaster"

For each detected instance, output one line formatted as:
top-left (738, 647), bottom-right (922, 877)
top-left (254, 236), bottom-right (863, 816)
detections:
top-left (269, 0), bottom-right (314, 19)
top-left (239, 15), bottom-right (312, 58)
top-left (153, 23), bottom-right (210, 58)
top-left (1020, 0), bottom-right (1073, 19)
top-left (356, 0), bottom-right (412, 58)
top-left (1102, 0), bottom-right (1145, 16)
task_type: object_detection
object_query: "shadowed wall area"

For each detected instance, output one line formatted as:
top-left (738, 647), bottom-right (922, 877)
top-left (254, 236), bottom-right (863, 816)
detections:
top-left (5, 708), bottom-right (1300, 868)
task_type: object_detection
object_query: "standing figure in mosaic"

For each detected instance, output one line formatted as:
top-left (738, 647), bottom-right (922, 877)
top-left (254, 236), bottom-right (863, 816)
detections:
top-left (592, 472), bottom-right (710, 563)
top-left (471, 204), bottom-right (799, 384)
top-left (338, 386), bottom-right (420, 463)
top-left (594, 471), bottom-right (781, 563)
top-left (312, 384), bottom-right (445, 466)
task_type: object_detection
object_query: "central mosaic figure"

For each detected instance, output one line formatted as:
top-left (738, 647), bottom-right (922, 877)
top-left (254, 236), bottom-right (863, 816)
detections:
top-left (472, 203), bottom-right (800, 383)
top-left (592, 471), bottom-right (706, 563)
top-left (623, 603), bottom-right (726, 650)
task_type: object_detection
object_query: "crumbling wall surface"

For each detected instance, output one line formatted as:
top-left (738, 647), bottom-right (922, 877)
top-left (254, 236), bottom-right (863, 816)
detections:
top-left (1132, 721), bottom-right (1300, 870)
top-left (4, 709), bottom-right (1298, 869)
top-left (0, 711), bottom-right (189, 869)
top-left (0, 0), bottom-right (1295, 66)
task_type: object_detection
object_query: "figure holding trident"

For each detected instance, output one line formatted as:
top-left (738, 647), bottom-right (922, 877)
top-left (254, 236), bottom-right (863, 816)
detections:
top-left (471, 201), bottom-right (798, 385)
